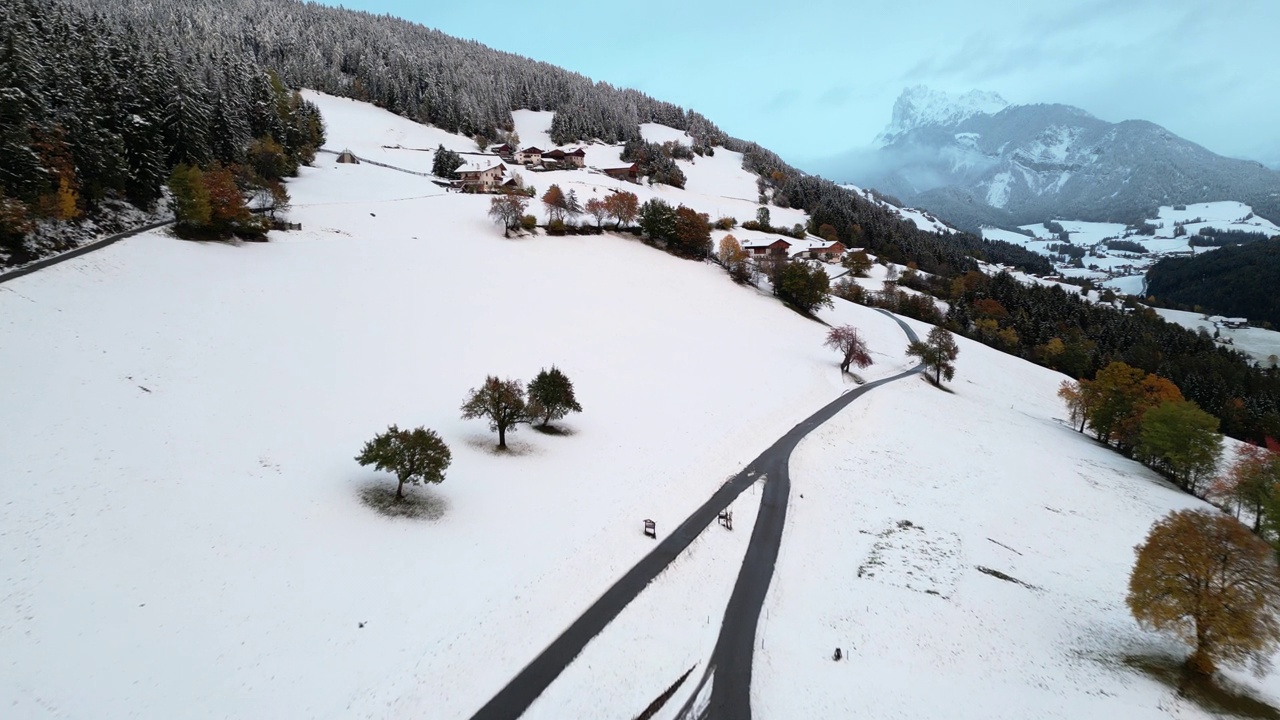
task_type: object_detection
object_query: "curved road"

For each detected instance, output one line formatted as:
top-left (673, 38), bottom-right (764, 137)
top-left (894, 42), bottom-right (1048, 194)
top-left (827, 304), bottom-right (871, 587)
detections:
top-left (469, 310), bottom-right (923, 720)
top-left (691, 310), bottom-right (921, 718)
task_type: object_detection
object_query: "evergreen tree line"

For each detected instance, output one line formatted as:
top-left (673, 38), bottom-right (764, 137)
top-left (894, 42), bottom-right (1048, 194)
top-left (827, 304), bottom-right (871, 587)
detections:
top-left (0, 0), bottom-right (324, 259)
top-left (1189, 227), bottom-right (1274, 247)
top-left (620, 139), bottom-right (689, 189)
top-left (70, 0), bottom-right (717, 148)
top-left (1145, 239), bottom-right (1280, 328)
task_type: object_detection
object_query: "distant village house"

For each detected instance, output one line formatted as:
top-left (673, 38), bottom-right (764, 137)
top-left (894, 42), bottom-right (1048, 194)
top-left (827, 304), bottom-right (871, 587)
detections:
top-left (515, 147), bottom-right (544, 165)
top-left (602, 162), bottom-right (639, 183)
top-left (792, 239), bottom-right (846, 263)
top-left (741, 237), bottom-right (792, 258)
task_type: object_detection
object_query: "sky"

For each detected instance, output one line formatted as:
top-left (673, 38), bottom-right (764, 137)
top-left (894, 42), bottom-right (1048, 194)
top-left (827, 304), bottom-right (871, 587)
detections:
top-left (323, 0), bottom-right (1280, 170)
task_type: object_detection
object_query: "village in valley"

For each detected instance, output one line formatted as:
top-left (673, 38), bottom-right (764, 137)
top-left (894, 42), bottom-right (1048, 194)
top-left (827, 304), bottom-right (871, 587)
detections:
top-left (335, 124), bottom-right (853, 266)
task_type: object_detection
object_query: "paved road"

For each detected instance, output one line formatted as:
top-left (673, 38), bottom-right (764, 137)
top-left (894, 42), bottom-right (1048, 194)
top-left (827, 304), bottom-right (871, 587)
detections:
top-left (692, 309), bottom-right (922, 719)
top-left (469, 310), bottom-right (923, 720)
top-left (0, 219), bottom-right (174, 286)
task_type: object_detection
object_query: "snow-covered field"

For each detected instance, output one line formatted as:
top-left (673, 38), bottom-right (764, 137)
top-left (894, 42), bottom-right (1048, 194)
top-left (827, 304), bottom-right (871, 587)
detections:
top-left (751, 318), bottom-right (1277, 719)
top-left (4, 93), bottom-right (1278, 720)
top-left (1154, 308), bottom-right (1280, 367)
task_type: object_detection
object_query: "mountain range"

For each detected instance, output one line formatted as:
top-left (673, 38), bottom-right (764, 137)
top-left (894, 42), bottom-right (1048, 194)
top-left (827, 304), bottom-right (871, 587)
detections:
top-left (835, 86), bottom-right (1280, 233)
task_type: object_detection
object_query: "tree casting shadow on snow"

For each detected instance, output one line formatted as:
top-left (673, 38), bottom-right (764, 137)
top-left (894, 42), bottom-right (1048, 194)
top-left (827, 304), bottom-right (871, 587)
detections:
top-left (919, 374), bottom-right (956, 394)
top-left (1123, 653), bottom-right (1280, 719)
top-left (462, 433), bottom-right (539, 456)
top-left (358, 482), bottom-right (449, 521)
top-left (532, 423), bottom-right (575, 437)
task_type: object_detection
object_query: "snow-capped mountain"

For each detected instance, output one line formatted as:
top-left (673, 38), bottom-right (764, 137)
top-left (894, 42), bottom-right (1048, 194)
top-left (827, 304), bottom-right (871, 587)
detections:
top-left (874, 85), bottom-right (1008, 146)
top-left (854, 87), bottom-right (1280, 233)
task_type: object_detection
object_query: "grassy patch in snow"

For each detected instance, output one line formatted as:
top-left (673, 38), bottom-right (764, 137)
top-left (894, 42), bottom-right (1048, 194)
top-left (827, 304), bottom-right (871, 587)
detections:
top-left (856, 520), bottom-right (963, 599)
top-left (461, 434), bottom-right (539, 456)
top-left (358, 482), bottom-right (449, 521)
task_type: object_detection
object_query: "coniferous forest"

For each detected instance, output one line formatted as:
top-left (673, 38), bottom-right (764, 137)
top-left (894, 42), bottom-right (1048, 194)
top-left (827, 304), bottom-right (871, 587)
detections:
top-left (1145, 239), bottom-right (1280, 329)
top-left (0, 0), bottom-right (324, 261)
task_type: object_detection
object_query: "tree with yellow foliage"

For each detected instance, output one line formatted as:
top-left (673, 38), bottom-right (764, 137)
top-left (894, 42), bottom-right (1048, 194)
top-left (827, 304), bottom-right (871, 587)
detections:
top-left (54, 177), bottom-right (80, 221)
top-left (717, 234), bottom-right (752, 283)
top-left (1128, 509), bottom-right (1280, 677)
top-left (1081, 361), bottom-right (1182, 451)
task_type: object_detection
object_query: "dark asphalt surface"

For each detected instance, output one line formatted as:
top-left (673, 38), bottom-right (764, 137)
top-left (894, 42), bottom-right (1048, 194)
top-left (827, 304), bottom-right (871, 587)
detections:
top-left (468, 310), bottom-right (923, 720)
top-left (0, 219), bottom-right (174, 286)
top-left (697, 310), bottom-right (922, 719)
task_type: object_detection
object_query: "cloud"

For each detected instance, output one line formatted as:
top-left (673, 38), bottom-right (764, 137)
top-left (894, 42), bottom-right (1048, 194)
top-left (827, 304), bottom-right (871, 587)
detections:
top-left (816, 85), bottom-right (853, 108)
top-left (763, 89), bottom-right (800, 113)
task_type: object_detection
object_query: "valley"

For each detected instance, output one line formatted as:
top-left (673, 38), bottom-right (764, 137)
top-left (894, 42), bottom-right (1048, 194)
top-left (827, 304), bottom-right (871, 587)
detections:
top-left (5, 90), bottom-right (1279, 720)
top-left (5, 2), bottom-right (1280, 718)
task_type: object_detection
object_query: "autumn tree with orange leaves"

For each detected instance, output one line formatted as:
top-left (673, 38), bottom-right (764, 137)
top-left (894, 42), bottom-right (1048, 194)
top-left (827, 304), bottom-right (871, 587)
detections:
top-left (584, 197), bottom-right (608, 228)
top-left (1057, 380), bottom-right (1089, 433)
top-left (541, 184), bottom-right (567, 223)
top-left (1077, 361), bottom-right (1182, 451)
top-left (717, 234), bottom-right (751, 284)
top-left (1128, 509), bottom-right (1280, 677)
top-left (603, 191), bottom-right (639, 228)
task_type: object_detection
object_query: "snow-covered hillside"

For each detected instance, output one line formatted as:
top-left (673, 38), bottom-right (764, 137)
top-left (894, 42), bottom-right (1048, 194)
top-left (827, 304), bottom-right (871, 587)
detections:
top-left (4, 93), bottom-right (1279, 720)
top-left (842, 183), bottom-right (956, 234)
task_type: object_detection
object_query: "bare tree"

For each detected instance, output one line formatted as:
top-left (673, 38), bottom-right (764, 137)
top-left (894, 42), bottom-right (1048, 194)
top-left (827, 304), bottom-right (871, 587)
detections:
top-left (824, 325), bottom-right (873, 374)
top-left (488, 192), bottom-right (528, 237)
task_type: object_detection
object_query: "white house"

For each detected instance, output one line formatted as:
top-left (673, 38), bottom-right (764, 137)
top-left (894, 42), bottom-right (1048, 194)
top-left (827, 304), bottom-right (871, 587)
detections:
top-left (787, 238), bottom-right (847, 263)
top-left (515, 147), bottom-right (544, 165)
top-left (457, 160), bottom-right (507, 192)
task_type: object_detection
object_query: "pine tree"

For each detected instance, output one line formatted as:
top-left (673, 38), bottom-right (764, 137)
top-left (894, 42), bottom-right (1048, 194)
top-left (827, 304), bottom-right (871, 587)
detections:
top-left (431, 144), bottom-right (463, 179)
top-left (906, 326), bottom-right (960, 386)
top-left (163, 69), bottom-right (213, 168)
top-left (638, 198), bottom-right (676, 241)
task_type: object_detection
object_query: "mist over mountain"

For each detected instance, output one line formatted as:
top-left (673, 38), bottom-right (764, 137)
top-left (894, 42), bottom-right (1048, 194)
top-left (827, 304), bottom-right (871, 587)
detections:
top-left (820, 87), bottom-right (1280, 233)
